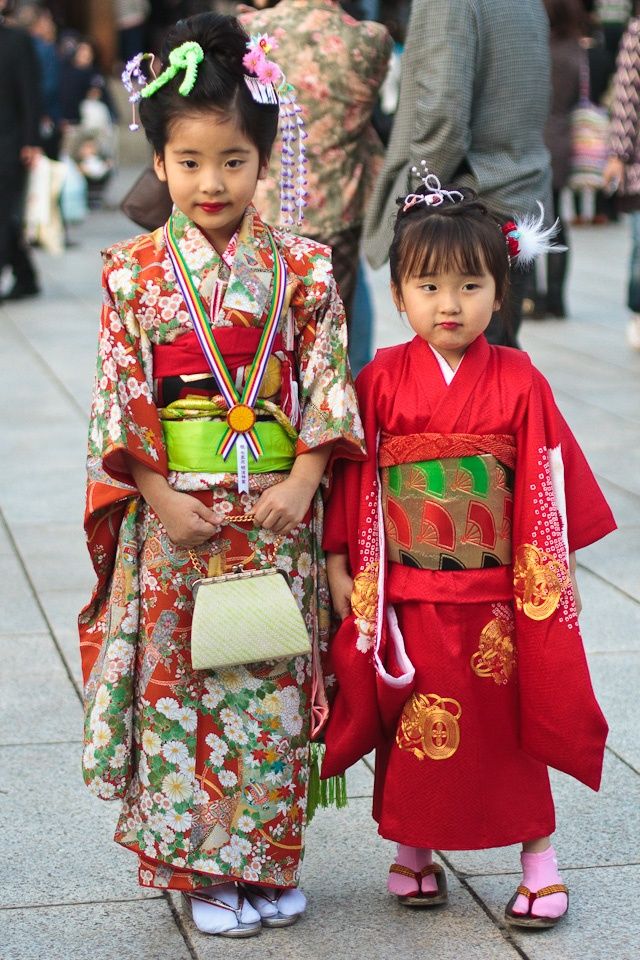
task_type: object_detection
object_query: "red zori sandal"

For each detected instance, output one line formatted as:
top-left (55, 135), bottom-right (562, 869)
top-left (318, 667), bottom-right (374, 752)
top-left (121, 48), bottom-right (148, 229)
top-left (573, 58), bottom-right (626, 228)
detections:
top-left (388, 863), bottom-right (448, 907)
top-left (505, 883), bottom-right (569, 929)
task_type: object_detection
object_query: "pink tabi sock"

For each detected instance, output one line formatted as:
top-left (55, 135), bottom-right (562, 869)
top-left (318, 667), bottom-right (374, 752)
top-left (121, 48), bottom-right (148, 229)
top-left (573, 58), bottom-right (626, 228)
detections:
top-left (512, 846), bottom-right (568, 919)
top-left (387, 844), bottom-right (438, 896)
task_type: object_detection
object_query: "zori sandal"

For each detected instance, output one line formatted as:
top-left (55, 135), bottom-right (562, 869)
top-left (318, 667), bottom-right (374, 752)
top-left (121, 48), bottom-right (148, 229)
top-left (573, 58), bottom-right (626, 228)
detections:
top-left (389, 862), bottom-right (448, 907)
top-left (242, 884), bottom-right (305, 927)
top-left (504, 883), bottom-right (569, 929)
top-left (183, 889), bottom-right (262, 937)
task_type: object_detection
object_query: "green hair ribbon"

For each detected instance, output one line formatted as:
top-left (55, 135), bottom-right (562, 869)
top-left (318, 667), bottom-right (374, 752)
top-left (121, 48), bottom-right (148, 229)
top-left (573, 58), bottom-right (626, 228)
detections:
top-left (141, 41), bottom-right (204, 99)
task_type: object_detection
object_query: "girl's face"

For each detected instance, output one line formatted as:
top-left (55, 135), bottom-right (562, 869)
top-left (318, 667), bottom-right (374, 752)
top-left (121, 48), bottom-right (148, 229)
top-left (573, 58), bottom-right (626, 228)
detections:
top-left (154, 111), bottom-right (267, 254)
top-left (392, 263), bottom-right (501, 369)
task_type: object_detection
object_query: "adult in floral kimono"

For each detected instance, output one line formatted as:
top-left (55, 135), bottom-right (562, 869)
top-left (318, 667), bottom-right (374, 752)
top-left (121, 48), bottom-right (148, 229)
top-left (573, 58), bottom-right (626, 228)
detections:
top-left (79, 12), bottom-right (364, 938)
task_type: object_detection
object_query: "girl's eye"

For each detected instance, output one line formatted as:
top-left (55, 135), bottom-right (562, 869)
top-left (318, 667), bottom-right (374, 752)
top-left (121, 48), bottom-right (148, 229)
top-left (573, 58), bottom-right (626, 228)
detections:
top-left (180, 160), bottom-right (198, 170)
top-left (463, 282), bottom-right (480, 290)
top-left (420, 283), bottom-right (437, 292)
top-left (226, 159), bottom-right (244, 169)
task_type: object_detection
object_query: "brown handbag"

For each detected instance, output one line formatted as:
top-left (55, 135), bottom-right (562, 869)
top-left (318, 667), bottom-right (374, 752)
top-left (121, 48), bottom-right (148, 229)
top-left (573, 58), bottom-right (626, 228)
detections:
top-left (120, 166), bottom-right (173, 231)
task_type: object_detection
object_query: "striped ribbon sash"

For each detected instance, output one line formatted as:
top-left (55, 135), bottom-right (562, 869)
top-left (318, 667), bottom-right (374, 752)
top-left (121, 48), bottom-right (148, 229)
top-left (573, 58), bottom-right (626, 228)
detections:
top-left (164, 218), bottom-right (287, 491)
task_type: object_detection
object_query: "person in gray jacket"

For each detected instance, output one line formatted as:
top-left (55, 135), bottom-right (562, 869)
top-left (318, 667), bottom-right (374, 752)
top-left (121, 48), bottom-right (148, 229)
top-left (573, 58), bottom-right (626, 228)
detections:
top-left (362, 0), bottom-right (552, 346)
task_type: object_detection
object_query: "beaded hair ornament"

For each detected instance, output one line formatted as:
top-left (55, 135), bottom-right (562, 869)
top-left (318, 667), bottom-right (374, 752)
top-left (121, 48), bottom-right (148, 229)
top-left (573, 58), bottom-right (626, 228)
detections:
top-left (122, 35), bottom-right (308, 228)
top-left (402, 161), bottom-right (565, 265)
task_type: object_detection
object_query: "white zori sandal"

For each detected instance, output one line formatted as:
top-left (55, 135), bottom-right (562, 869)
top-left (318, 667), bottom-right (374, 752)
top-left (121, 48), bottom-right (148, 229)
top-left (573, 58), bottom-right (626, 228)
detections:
top-left (242, 885), bottom-right (307, 927)
top-left (183, 882), bottom-right (262, 937)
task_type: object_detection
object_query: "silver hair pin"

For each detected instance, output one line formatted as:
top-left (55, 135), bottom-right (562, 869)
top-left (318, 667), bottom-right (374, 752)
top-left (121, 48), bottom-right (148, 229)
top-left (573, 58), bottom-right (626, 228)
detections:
top-left (402, 161), bottom-right (464, 213)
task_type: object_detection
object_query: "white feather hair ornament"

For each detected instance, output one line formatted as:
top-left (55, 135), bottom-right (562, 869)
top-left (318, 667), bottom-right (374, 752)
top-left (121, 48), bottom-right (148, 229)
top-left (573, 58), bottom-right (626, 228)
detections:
top-left (502, 202), bottom-right (567, 266)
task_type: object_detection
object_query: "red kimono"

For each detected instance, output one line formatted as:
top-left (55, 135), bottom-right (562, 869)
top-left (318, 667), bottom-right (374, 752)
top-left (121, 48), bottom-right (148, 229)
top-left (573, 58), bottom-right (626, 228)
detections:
top-left (322, 335), bottom-right (615, 851)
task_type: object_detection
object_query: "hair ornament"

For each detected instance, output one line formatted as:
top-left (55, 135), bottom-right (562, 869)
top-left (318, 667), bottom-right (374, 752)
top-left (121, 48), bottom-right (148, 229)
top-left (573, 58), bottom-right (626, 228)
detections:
top-left (121, 52), bottom-right (156, 130)
top-left (243, 34), bottom-right (308, 227)
top-left (402, 161), bottom-right (465, 213)
top-left (141, 41), bottom-right (205, 99)
top-left (502, 202), bottom-right (566, 266)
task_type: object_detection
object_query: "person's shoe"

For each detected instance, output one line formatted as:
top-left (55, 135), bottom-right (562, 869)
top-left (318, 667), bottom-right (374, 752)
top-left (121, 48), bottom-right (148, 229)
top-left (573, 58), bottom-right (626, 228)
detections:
top-left (505, 884), bottom-right (569, 928)
top-left (242, 885), bottom-right (307, 927)
top-left (627, 315), bottom-right (640, 350)
top-left (2, 282), bottom-right (41, 301)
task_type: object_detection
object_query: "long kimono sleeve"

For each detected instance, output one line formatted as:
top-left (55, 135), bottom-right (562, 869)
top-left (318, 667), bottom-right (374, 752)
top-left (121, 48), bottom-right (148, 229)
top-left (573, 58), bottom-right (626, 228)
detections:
top-left (532, 370), bottom-right (616, 552)
top-left (79, 254), bottom-right (167, 801)
top-left (89, 261), bottom-right (167, 491)
top-left (295, 271), bottom-right (365, 465)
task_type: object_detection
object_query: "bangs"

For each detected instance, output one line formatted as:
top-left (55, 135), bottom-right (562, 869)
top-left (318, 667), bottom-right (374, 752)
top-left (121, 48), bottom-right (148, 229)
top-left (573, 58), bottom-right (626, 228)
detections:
top-left (395, 215), bottom-right (492, 281)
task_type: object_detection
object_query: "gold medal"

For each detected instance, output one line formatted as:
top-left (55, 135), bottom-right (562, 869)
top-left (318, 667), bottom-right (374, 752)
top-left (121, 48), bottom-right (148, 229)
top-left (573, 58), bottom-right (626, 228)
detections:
top-left (226, 403), bottom-right (256, 434)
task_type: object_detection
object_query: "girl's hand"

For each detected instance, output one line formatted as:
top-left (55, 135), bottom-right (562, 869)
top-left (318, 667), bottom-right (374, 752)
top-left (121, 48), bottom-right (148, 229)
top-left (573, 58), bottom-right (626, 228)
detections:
top-left (155, 489), bottom-right (218, 547)
top-left (253, 474), bottom-right (316, 535)
top-left (327, 552), bottom-right (353, 620)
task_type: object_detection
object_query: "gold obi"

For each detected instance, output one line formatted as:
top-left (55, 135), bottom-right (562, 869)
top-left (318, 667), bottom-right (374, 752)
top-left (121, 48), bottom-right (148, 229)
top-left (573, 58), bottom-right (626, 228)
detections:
top-left (381, 455), bottom-right (513, 571)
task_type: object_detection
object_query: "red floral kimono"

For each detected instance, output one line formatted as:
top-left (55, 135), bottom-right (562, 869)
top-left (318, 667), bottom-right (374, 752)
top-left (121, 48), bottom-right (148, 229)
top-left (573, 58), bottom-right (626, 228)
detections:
top-left (323, 335), bottom-right (615, 851)
top-left (79, 206), bottom-right (364, 890)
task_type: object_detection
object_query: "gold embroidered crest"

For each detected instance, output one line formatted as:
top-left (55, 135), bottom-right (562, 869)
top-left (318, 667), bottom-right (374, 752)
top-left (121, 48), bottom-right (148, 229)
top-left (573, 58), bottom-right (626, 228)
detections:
top-left (351, 562), bottom-right (378, 650)
top-left (513, 543), bottom-right (569, 621)
top-left (471, 616), bottom-right (516, 685)
top-left (397, 693), bottom-right (462, 761)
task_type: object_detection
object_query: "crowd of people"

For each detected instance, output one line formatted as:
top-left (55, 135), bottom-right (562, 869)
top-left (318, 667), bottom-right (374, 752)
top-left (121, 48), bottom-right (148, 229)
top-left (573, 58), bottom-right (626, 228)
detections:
top-left (0, 0), bottom-right (633, 945)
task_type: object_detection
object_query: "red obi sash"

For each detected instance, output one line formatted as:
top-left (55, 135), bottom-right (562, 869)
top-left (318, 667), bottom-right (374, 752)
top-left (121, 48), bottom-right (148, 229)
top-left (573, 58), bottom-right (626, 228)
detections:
top-left (153, 328), bottom-right (300, 428)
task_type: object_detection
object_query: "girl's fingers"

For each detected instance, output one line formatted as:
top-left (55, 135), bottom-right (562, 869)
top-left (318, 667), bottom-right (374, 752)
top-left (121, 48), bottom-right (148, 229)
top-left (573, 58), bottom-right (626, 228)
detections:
top-left (192, 501), bottom-right (216, 524)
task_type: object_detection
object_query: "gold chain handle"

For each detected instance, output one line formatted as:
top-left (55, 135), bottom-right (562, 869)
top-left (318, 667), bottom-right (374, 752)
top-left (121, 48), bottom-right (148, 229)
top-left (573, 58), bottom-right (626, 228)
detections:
top-left (189, 513), bottom-right (282, 575)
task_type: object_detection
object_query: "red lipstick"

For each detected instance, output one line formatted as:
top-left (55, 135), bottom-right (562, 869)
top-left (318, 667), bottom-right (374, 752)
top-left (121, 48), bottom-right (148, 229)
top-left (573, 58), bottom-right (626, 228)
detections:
top-left (199, 202), bottom-right (227, 213)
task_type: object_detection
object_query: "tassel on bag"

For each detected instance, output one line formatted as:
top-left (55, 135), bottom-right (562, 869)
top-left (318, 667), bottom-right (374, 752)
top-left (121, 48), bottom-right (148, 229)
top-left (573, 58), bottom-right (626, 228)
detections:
top-left (307, 742), bottom-right (348, 823)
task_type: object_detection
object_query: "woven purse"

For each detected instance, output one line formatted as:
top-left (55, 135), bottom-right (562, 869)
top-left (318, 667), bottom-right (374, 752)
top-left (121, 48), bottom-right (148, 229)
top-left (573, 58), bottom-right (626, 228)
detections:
top-left (190, 517), bottom-right (311, 670)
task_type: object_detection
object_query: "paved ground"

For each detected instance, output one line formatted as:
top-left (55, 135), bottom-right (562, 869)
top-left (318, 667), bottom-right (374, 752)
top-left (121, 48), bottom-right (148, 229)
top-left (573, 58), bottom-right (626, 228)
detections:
top-left (1, 179), bottom-right (639, 960)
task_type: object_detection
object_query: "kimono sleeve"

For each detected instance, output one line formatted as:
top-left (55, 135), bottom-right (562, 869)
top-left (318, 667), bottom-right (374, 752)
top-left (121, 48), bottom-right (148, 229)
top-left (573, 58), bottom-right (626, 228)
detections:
top-left (88, 259), bottom-right (167, 489)
top-left (533, 369), bottom-right (616, 552)
top-left (322, 361), bottom-right (376, 557)
top-left (295, 271), bottom-right (365, 464)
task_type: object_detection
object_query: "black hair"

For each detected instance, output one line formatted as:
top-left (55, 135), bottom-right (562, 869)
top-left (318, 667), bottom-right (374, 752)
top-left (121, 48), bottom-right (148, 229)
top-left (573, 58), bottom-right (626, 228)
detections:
top-left (138, 13), bottom-right (279, 165)
top-left (389, 185), bottom-right (511, 306)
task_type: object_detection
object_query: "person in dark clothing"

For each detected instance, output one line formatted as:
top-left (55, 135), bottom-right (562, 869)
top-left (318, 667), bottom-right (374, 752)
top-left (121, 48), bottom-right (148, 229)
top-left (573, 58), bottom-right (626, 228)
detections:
top-left (17, 3), bottom-right (62, 160)
top-left (530, 0), bottom-right (584, 318)
top-left (0, 0), bottom-right (42, 301)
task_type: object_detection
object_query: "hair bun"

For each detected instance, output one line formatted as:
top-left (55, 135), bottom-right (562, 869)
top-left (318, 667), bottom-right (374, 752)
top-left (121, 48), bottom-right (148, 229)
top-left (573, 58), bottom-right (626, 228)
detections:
top-left (161, 13), bottom-right (248, 77)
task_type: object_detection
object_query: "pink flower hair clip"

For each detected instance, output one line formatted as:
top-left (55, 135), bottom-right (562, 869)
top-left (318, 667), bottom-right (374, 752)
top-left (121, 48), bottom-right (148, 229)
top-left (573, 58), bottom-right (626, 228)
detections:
top-left (243, 34), bottom-right (308, 228)
top-left (402, 161), bottom-right (464, 213)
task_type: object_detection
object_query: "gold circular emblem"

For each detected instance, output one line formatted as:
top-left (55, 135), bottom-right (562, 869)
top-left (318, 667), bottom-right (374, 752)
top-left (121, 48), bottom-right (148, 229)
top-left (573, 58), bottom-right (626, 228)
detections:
top-left (397, 693), bottom-right (462, 761)
top-left (226, 403), bottom-right (256, 433)
top-left (513, 543), bottom-right (567, 621)
top-left (424, 704), bottom-right (461, 760)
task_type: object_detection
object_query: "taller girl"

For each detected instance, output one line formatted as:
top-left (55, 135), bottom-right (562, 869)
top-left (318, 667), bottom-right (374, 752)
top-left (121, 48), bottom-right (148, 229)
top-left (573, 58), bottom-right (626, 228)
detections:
top-left (79, 13), bottom-right (363, 938)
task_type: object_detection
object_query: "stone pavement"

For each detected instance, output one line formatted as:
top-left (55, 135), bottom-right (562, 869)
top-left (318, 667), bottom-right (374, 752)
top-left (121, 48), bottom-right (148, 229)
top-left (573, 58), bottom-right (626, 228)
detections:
top-left (1, 184), bottom-right (638, 960)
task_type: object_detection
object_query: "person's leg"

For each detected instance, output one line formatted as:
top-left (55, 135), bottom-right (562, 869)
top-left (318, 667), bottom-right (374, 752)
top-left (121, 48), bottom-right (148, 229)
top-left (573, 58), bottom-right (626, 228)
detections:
top-left (348, 260), bottom-right (373, 375)
top-left (5, 168), bottom-right (39, 298)
top-left (546, 189), bottom-right (568, 317)
top-left (627, 212), bottom-right (640, 314)
top-left (626, 213), bottom-right (640, 349)
top-left (388, 843), bottom-right (438, 896)
top-left (508, 835), bottom-right (568, 922)
top-left (485, 263), bottom-right (532, 347)
top-left (186, 882), bottom-right (261, 935)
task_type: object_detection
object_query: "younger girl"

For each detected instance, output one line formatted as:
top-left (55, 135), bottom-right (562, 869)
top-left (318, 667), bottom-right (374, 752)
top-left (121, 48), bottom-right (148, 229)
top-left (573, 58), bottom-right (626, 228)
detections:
top-left (79, 13), bottom-right (363, 939)
top-left (322, 170), bottom-right (615, 928)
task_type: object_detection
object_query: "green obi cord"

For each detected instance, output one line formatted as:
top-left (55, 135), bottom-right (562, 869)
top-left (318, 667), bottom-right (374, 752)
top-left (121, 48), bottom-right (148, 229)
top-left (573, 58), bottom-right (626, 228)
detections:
top-left (381, 454), bottom-right (514, 571)
top-left (163, 419), bottom-right (296, 474)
